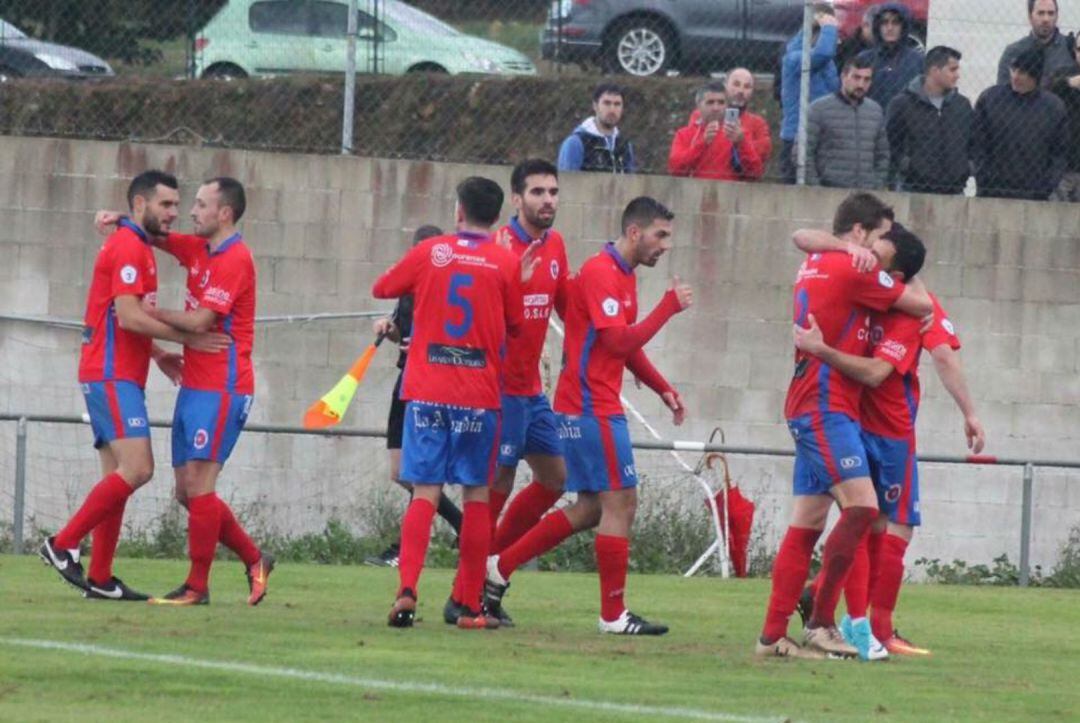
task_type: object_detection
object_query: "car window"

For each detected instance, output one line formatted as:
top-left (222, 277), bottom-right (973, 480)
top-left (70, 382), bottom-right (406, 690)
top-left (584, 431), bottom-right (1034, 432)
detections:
top-left (381, 0), bottom-right (459, 37)
top-left (249, 1), bottom-right (309, 36)
top-left (308, 2), bottom-right (398, 41)
top-left (0, 19), bottom-right (28, 39)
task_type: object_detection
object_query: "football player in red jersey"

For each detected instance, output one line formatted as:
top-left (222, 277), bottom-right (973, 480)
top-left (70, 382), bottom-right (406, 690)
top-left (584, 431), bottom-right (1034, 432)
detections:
top-left (486, 197), bottom-right (691, 635)
top-left (41, 171), bottom-right (228, 601)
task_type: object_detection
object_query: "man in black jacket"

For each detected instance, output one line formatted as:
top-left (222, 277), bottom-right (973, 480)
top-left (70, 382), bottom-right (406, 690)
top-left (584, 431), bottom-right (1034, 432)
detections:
top-left (973, 47), bottom-right (1067, 200)
top-left (1049, 36), bottom-right (1080, 201)
top-left (886, 46), bottom-right (973, 194)
top-left (997, 0), bottom-right (1074, 89)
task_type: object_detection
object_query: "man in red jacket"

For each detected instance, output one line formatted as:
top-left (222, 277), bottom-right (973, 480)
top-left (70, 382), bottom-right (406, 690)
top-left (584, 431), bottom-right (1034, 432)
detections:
top-left (668, 73), bottom-right (771, 181)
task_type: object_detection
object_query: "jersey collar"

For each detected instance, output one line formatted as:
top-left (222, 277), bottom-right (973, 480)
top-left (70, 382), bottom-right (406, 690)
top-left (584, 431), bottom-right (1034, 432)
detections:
top-left (456, 230), bottom-right (491, 247)
top-left (118, 217), bottom-right (151, 245)
top-left (603, 241), bottom-right (633, 275)
top-left (209, 232), bottom-right (243, 256)
top-left (509, 216), bottom-right (548, 245)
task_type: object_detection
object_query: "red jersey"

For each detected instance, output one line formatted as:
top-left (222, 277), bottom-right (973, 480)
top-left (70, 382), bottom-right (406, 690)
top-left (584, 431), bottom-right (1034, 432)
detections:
top-left (161, 232), bottom-right (256, 395)
top-left (78, 220), bottom-right (158, 386)
top-left (372, 232), bottom-right (523, 409)
top-left (784, 252), bottom-right (907, 421)
top-left (500, 217), bottom-right (569, 396)
top-left (554, 244), bottom-right (638, 417)
top-left (861, 293), bottom-right (961, 439)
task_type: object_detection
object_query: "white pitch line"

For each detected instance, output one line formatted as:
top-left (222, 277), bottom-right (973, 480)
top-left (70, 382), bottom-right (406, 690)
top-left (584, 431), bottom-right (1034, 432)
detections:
top-left (3, 638), bottom-right (787, 723)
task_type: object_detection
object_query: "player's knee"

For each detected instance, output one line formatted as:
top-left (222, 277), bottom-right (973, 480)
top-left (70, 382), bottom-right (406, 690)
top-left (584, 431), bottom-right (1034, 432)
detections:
top-left (174, 487), bottom-right (189, 508)
top-left (123, 462), bottom-right (154, 487)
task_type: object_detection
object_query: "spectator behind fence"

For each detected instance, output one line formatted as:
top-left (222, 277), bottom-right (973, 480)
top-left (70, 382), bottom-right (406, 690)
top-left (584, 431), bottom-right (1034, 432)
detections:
top-left (997, 0), bottom-right (1074, 89)
top-left (668, 81), bottom-right (765, 181)
top-left (836, 5), bottom-right (879, 74)
top-left (886, 46), bottom-right (973, 194)
top-left (806, 55), bottom-right (889, 189)
top-left (780, 3), bottom-right (839, 183)
top-left (1049, 35), bottom-right (1080, 201)
top-left (557, 83), bottom-right (636, 174)
top-left (726, 68), bottom-right (773, 166)
top-left (974, 47), bottom-right (1067, 200)
top-left (863, 3), bottom-right (924, 110)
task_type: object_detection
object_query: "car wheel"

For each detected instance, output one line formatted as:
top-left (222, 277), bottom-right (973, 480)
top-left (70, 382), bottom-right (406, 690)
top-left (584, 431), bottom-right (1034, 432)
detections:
top-left (203, 63), bottom-right (247, 80)
top-left (407, 63), bottom-right (448, 74)
top-left (605, 19), bottom-right (673, 76)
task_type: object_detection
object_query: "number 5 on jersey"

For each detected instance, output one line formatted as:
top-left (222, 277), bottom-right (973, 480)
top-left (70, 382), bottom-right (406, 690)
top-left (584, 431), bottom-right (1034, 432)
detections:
top-left (445, 273), bottom-right (474, 339)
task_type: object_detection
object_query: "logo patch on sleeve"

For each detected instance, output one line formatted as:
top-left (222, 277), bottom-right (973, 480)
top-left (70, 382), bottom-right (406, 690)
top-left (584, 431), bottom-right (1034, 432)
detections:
top-left (877, 270), bottom-right (895, 289)
top-left (942, 318), bottom-right (956, 335)
top-left (601, 297), bottom-right (620, 317)
top-left (120, 265), bottom-right (138, 284)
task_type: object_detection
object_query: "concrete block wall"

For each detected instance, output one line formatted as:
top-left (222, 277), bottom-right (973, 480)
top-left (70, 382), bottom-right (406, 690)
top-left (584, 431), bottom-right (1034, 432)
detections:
top-left (1, 137), bottom-right (1077, 570)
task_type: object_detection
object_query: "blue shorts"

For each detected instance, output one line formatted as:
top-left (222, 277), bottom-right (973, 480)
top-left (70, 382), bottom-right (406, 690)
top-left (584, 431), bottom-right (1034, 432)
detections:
top-left (862, 431), bottom-right (921, 527)
top-left (497, 393), bottom-right (564, 467)
top-left (559, 413), bottom-right (637, 493)
top-left (788, 412), bottom-right (871, 496)
top-left (82, 380), bottom-right (150, 449)
top-left (400, 401), bottom-right (500, 487)
top-left (171, 388), bottom-right (253, 467)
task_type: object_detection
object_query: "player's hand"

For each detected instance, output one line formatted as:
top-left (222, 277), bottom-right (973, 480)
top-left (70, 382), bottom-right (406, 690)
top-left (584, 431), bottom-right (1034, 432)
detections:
top-left (703, 120), bottom-right (720, 144)
top-left (723, 121), bottom-right (744, 143)
top-left (793, 313), bottom-right (826, 356)
top-left (671, 276), bottom-right (693, 311)
top-left (965, 415), bottom-right (986, 455)
top-left (185, 331), bottom-right (232, 353)
top-left (154, 352), bottom-right (184, 386)
top-left (400, 335), bottom-right (411, 353)
top-left (520, 239), bottom-right (542, 284)
top-left (845, 241), bottom-right (876, 273)
top-left (372, 317), bottom-right (394, 337)
top-left (662, 389), bottom-right (686, 426)
top-left (94, 210), bottom-right (122, 236)
top-left (495, 227), bottom-right (512, 250)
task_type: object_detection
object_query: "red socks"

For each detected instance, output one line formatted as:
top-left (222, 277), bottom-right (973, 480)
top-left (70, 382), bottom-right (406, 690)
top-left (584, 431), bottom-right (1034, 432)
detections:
top-left (88, 501), bottom-right (127, 584)
top-left (487, 488), bottom-right (510, 541)
top-left (493, 482), bottom-right (563, 554)
top-left (810, 506), bottom-right (877, 629)
top-left (397, 498), bottom-right (436, 598)
top-left (870, 533), bottom-right (909, 641)
top-left (842, 533), bottom-right (871, 619)
top-left (185, 493), bottom-right (222, 593)
top-left (217, 498), bottom-right (261, 567)
top-left (762, 526), bottom-right (822, 642)
top-left (54, 473), bottom-right (133, 550)
top-left (595, 534), bottom-right (630, 623)
top-left (457, 501), bottom-right (490, 612)
top-left (497, 509), bottom-right (575, 580)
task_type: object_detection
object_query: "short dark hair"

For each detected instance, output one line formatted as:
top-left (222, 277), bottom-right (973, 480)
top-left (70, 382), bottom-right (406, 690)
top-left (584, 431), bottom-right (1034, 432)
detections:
top-left (833, 192), bottom-right (894, 235)
top-left (843, 53), bottom-right (875, 75)
top-left (621, 196), bottom-right (674, 234)
top-left (1011, 45), bottom-right (1045, 80)
top-left (413, 224), bottom-right (443, 244)
top-left (695, 80), bottom-right (727, 104)
top-left (1029, 0), bottom-right (1057, 15)
top-left (925, 45), bottom-right (961, 72)
top-left (592, 82), bottom-right (624, 103)
top-left (127, 170), bottom-right (178, 210)
top-left (456, 176), bottom-right (504, 227)
top-left (206, 176), bottom-right (246, 223)
top-left (510, 158), bottom-right (558, 195)
top-left (882, 223), bottom-right (926, 282)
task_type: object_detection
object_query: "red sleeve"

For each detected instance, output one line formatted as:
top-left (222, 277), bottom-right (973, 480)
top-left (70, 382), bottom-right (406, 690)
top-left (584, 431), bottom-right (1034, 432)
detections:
top-left (842, 260), bottom-right (906, 312)
top-left (161, 232), bottom-right (204, 268)
top-left (373, 243), bottom-right (425, 299)
top-left (872, 313), bottom-right (922, 375)
top-left (750, 115), bottom-right (773, 165)
top-left (626, 349), bottom-right (673, 395)
top-left (597, 291), bottom-right (682, 357)
top-left (667, 125), bottom-right (707, 176)
top-left (582, 263), bottom-right (630, 330)
top-left (502, 254), bottom-right (524, 339)
top-left (108, 235), bottom-right (150, 298)
top-left (922, 296), bottom-right (962, 351)
top-left (200, 253), bottom-right (249, 315)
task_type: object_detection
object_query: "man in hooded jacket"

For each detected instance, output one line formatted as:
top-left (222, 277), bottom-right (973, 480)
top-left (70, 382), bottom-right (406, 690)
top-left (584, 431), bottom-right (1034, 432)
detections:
top-left (863, 3), bottom-right (924, 111)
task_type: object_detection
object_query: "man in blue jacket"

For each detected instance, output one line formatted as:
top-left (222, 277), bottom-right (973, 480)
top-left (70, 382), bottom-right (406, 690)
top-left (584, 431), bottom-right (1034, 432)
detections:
top-left (863, 3), bottom-right (924, 111)
top-left (780, 3), bottom-right (840, 184)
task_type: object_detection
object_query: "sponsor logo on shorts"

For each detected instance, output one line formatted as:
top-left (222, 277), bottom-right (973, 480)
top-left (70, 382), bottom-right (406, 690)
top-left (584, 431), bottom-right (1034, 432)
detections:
top-left (120, 265), bottom-right (138, 284)
top-left (450, 415), bottom-right (486, 434)
top-left (81, 383), bottom-right (91, 395)
top-left (601, 297), bottom-right (620, 317)
top-left (840, 456), bottom-right (862, 470)
top-left (877, 270), bottom-right (895, 289)
top-left (622, 463), bottom-right (637, 479)
top-left (427, 343), bottom-right (486, 368)
top-left (500, 444), bottom-right (516, 457)
top-left (431, 243), bottom-right (454, 267)
top-left (885, 484), bottom-right (902, 503)
top-left (127, 417), bottom-right (146, 428)
top-left (193, 429), bottom-right (209, 450)
top-left (558, 421), bottom-right (582, 440)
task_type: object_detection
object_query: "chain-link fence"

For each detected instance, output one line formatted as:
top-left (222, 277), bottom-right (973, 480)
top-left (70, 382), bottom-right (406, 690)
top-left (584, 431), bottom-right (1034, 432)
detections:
top-left (2, 0), bottom-right (1080, 200)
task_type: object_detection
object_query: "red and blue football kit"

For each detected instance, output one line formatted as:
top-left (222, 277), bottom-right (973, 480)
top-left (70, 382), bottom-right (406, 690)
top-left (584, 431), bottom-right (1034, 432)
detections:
top-left (160, 232), bottom-right (256, 466)
top-left (79, 218), bottom-right (158, 447)
top-left (373, 232), bottom-right (522, 486)
top-left (497, 217), bottom-right (570, 467)
top-left (785, 252), bottom-right (907, 494)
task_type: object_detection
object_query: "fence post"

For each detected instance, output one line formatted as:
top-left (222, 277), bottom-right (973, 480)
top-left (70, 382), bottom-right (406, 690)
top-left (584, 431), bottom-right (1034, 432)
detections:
top-left (341, 0), bottom-right (359, 154)
top-left (795, 0), bottom-right (814, 185)
top-left (13, 417), bottom-right (27, 554)
top-left (1019, 463), bottom-right (1034, 587)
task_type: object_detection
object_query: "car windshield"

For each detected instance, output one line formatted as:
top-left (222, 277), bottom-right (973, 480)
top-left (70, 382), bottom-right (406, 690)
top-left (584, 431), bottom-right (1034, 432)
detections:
top-left (381, 0), bottom-right (460, 37)
top-left (0, 19), bottom-right (28, 39)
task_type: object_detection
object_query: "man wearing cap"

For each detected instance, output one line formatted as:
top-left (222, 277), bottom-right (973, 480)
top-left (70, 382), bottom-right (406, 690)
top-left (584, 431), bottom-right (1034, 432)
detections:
top-left (973, 46), bottom-right (1067, 200)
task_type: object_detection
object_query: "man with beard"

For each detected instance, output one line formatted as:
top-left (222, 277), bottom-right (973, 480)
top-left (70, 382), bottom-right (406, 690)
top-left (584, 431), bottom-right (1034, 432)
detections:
top-left (557, 83), bottom-right (636, 174)
top-left (998, 0), bottom-right (1075, 89)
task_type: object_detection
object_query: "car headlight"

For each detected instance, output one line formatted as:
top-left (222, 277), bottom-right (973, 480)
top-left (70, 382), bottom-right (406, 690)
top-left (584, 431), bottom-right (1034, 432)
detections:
top-left (462, 52), bottom-right (500, 73)
top-left (34, 52), bottom-right (79, 72)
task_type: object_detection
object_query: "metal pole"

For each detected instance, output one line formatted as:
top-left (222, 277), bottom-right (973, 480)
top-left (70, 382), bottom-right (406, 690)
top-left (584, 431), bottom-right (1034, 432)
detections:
top-left (1019, 463), bottom-right (1034, 587)
top-left (341, 0), bottom-right (359, 155)
top-left (795, 0), bottom-right (814, 185)
top-left (13, 417), bottom-right (27, 554)
top-left (187, 0), bottom-right (197, 79)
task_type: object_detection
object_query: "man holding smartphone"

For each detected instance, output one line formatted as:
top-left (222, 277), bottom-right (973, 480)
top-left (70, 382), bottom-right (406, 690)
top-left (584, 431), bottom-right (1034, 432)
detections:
top-left (667, 80), bottom-right (767, 181)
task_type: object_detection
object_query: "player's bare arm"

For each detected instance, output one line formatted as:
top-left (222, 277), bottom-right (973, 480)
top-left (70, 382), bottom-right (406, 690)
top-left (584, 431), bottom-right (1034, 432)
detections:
top-left (794, 313), bottom-right (893, 388)
top-left (113, 294), bottom-right (228, 352)
top-left (152, 305), bottom-right (220, 335)
top-left (891, 275), bottom-right (934, 318)
top-left (372, 316), bottom-right (402, 344)
top-left (792, 228), bottom-right (876, 272)
top-left (519, 239), bottom-right (543, 283)
top-left (930, 345), bottom-right (986, 453)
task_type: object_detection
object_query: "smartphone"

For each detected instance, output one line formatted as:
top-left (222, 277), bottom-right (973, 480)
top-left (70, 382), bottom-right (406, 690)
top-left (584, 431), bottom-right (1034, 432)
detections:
top-left (724, 107), bottom-right (741, 125)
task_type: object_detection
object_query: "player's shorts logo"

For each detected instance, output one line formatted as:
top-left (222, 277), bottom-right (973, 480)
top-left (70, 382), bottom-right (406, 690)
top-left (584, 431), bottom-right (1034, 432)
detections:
top-left (550, 260), bottom-right (559, 279)
top-left (885, 484), bottom-right (902, 503)
top-left (840, 456), bottom-right (862, 470)
top-left (602, 297), bottom-right (620, 317)
top-left (127, 417), bottom-right (146, 428)
top-left (120, 265), bottom-right (138, 284)
top-left (942, 318), bottom-right (956, 335)
top-left (877, 270), bottom-right (895, 289)
top-left (431, 243), bottom-right (454, 268)
top-left (500, 444), bottom-right (515, 457)
top-left (623, 463), bottom-right (637, 478)
top-left (193, 429), bottom-right (209, 450)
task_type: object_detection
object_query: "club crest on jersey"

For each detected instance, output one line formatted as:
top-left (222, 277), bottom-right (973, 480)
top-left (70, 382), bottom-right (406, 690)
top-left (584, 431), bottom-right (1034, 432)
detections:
top-left (120, 265), bottom-right (138, 284)
top-left (885, 484), bottom-right (902, 503)
top-left (877, 270), bottom-right (895, 289)
top-left (550, 259), bottom-right (559, 279)
top-left (431, 243), bottom-right (454, 268)
top-left (602, 297), bottom-right (620, 317)
top-left (193, 429), bottom-right (209, 450)
top-left (942, 318), bottom-right (955, 335)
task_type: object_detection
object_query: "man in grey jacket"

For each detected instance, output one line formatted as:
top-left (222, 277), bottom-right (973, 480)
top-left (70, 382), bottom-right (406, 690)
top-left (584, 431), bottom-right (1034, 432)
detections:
top-left (806, 55), bottom-right (889, 189)
top-left (997, 0), bottom-right (1074, 88)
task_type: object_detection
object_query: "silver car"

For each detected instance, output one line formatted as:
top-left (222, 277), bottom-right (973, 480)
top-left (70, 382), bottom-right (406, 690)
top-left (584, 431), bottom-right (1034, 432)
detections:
top-left (0, 19), bottom-right (114, 78)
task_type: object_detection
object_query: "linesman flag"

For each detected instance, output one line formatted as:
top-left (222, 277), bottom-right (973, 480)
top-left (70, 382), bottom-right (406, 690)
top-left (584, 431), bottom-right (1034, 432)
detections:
top-left (302, 334), bottom-right (385, 429)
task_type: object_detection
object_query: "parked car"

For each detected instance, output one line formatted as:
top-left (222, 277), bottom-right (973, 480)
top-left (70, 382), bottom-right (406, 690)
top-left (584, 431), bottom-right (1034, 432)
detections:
top-left (196, 0), bottom-right (537, 78)
top-left (541, 0), bottom-right (928, 77)
top-left (0, 19), bottom-right (114, 79)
